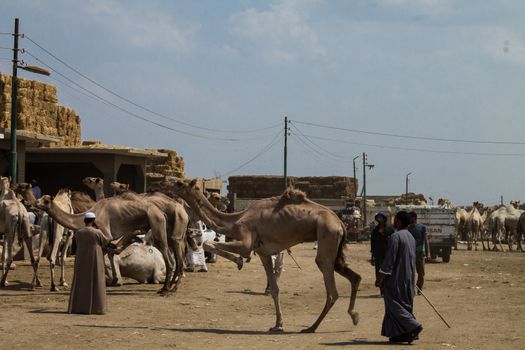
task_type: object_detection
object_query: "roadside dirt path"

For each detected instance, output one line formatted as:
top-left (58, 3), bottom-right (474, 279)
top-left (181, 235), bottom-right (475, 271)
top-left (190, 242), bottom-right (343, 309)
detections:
top-left (1, 243), bottom-right (523, 349)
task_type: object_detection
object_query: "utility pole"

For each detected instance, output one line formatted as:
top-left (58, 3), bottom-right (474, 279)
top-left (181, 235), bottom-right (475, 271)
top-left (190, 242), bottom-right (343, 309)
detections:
top-left (283, 116), bottom-right (288, 190)
top-left (500, 196), bottom-right (503, 206)
top-left (405, 172), bottom-right (412, 204)
top-left (362, 152), bottom-right (367, 228)
top-left (353, 155), bottom-right (359, 198)
top-left (9, 18), bottom-right (19, 184)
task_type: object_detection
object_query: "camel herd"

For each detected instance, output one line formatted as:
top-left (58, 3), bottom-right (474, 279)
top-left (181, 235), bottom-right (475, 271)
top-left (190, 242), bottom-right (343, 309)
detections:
top-left (453, 199), bottom-right (525, 252)
top-left (0, 176), bottom-right (362, 333)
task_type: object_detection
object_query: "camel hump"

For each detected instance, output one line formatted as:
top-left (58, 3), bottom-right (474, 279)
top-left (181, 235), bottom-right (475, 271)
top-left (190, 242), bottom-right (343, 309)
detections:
top-left (280, 188), bottom-right (307, 203)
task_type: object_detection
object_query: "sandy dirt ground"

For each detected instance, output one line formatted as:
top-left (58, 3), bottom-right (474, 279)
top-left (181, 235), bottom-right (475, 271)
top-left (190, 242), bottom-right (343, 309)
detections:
top-left (1, 242), bottom-right (524, 349)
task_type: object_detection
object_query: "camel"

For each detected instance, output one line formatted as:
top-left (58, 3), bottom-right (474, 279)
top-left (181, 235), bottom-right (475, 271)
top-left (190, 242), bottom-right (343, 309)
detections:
top-left (505, 206), bottom-right (524, 251)
top-left (70, 191), bottom-right (96, 213)
top-left (466, 202), bottom-right (485, 251)
top-left (167, 179), bottom-right (361, 333)
top-left (13, 183), bottom-right (74, 291)
top-left (455, 207), bottom-right (469, 249)
top-left (110, 181), bottom-right (130, 194)
top-left (36, 191), bottom-right (188, 293)
top-left (437, 198), bottom-right (453, 209)
top-left (517, 212), bottom-right (525, 252)
top-left (510, 200), bottom-right (521, 209)
top-left (0, 184), bottom-right (40, 288)
top-left (104, 243), bottom-right (166, 284)
top-left (83, 177), bottom-right (105, 201)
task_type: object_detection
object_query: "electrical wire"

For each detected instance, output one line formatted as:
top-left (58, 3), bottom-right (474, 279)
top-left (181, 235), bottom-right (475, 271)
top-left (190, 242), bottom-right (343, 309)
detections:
top-left (291, 131), bottom-right (339, 164)
top-left (0, 47), bottom-right (12, 50)
top-left (0, 33), bottom-right (12, 35)
top-left (24, 35), bottom-right (280, 134)
top-left (293, 120), bottom-right (525, 146)
top-left (299, 133), bottom-right (525, 157)
top-left (23, 49), bottom-right (242, 142)
top-left (219, 130), bottom-right (282, 177)
top-left (290, 122), bottom-right (356, 161)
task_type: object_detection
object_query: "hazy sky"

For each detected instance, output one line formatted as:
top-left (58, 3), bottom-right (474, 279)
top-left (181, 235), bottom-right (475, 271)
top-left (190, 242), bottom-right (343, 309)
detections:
top-left (1, 0), bottom-right (524, 206)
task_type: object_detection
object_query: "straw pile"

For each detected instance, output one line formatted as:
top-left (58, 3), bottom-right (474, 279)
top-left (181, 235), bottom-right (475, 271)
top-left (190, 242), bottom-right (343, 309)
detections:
top-left (0, 72), bottom-right (81, 146)
top-left (228, 175), bottom-right (357, 199)
top-left (145, 149), bottom-right (185, 191)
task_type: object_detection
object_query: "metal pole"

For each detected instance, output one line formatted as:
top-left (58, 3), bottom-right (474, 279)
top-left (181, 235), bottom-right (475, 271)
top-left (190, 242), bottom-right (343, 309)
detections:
top-left (405, 172), bottom-right (412, 204)
top-left (284, 116), bottom-right (288, 190)
top-left (362, 152), bottom-right (367, 228)
top-left (9, 18), bottom-right (19, 184)
top-left (353, 156), bottom-right (359, 198)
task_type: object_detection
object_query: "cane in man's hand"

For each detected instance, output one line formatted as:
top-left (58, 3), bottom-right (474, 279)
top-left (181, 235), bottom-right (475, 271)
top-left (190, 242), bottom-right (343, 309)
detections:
top-left (416, 286), bottom-right (451, 328)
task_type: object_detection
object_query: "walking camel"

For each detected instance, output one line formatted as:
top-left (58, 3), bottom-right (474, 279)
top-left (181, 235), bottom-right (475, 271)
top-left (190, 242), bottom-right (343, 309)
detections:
top-left (466, 202), bottom-right (484, 251)
top-left (35, 193), bottom-right (186, 293)
top-left (168, 179), bottom-right (361, 333)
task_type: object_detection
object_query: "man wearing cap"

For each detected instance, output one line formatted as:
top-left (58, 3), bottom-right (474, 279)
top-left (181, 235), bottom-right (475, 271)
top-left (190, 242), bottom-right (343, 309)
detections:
top-left (68, 212), bottom-right (112, 314)
top-left (370, 212), bottom-right (394, 296)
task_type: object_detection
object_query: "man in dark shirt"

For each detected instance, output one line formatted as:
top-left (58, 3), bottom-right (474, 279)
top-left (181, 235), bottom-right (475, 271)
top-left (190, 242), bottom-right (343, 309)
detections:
top-left (407, 211), bottom-right (430, 292)
top-left (370, 212), bottom-right (394, 295)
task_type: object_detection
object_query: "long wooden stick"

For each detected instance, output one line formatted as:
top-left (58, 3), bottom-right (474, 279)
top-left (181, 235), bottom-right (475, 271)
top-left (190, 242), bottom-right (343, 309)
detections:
top-left (416, 286), bottom-right (451, 328)
top-left (286, 249), bottom-right (302, 270)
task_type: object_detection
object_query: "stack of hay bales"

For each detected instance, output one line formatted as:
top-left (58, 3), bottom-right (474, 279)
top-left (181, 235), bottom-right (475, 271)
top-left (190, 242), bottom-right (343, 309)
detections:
top-left (386, 192), bottom-right (427, 206)
top-left (228, 175), bottom-right (357, 199)
top-left (145, 149), bottom-right (185, 192)
top-left (0, 72), bottom-right (81, 146)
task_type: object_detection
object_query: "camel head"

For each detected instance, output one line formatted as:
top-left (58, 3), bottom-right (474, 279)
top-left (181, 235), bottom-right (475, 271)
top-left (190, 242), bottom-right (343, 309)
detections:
top-left (36, 195), bottom-right (53, 211)
top-left (510, 200), bottom-right (521, 209)
top-left (208, 192), bottom-right (230, 211)
top-left (11, 182), bottom-right (35, 206)
top-left (171, 179), bottom-right (199, 198)
top-left (0, 176), bottom-right (10, 194)
top-left (473, 201), bottom-right (484, 210)
top-left (83, 177), bottom-right (104, 190)
top-left (110, 181), bottom-right (130, 194)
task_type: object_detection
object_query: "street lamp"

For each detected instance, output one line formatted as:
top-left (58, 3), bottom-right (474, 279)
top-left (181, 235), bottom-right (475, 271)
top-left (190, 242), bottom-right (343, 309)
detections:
top-left (9, 18), bottom-right (50, 184)
top-left (405, 172), bottom-right (412, 204)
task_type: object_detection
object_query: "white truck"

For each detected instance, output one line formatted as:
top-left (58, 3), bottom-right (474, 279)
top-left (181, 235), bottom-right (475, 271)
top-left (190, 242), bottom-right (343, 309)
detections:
top-left (396, 205), bottom-right (456, 263)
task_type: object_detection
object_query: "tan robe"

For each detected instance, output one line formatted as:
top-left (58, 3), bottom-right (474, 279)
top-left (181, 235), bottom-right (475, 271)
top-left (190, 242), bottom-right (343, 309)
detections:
top-left (68, 226), bottom-right (111, 314)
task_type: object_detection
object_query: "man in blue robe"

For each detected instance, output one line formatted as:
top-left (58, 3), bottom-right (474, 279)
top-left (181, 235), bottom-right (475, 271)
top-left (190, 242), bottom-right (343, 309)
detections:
top-left (375, 210), bottom-right (423, 344)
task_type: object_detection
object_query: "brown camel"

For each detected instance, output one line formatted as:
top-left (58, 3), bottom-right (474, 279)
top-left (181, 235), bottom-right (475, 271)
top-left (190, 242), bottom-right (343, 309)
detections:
top-left (110, 181), bottom-right (130, 194)
top-left (36, 191), bottom-right (188, 293)
top-left (517, 212), bottom-right (525, 252)
top-left (70, 191), bottom-right (96, 213)
top-left (466, 202), bottom-right (484, 251)
top-left (13, 183), bottom-right (74, 291)
top-left (83, 177), bottom-right (105, 201)
top-left (167, 179), bottom-right (361, 333)
top-left (0, 186), bottom-right (40, 288)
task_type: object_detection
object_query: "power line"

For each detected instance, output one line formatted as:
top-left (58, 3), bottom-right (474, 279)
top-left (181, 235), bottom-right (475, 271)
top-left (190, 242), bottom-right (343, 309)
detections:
top-left (219, 130), bottom-right (282, 177)
top-left (290, 130), bottom-right (339, 164)
top-left (293, 120), bottom-right (525, 146)
top-left (300, 133), bottom-right (525, 157)
top-left (24, 35), bottom-right (280, 134)
top-left (290, 122), bottom-right (355, 161)
top-left (23, 49), bottom-right (240, 142)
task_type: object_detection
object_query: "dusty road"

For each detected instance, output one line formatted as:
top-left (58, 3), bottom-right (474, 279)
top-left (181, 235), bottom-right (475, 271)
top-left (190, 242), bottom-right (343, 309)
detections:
top-left (1, 242), bottom-right (524, 349)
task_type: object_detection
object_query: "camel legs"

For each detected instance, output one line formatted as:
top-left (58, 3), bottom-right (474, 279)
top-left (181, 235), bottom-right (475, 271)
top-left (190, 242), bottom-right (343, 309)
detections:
top-left (202, 241), bottom-right (244, 270)
top-left (47, 223), bottom-right (65, 291)
top-left (0, 233), bottom-right (13, 286)
top-left (59, 230), bottom-right (73, 287)
top-left (259, 253), bottom-right (283, 332)
top-left (300, 254), bottom-right (339, 333)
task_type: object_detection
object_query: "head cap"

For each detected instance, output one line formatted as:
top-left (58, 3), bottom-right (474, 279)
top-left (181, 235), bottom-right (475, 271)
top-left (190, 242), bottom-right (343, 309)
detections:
top-left (84, 212), bottom-right (96, 220)
top-left (374, 211), bottom-right (387, 220)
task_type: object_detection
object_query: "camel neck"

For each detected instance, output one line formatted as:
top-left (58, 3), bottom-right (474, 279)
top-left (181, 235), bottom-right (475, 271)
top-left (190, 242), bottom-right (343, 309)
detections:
top-left (46, 202), bottom-right (86, 230)
top-left (94, 187), bottom-right (105, 201)
top-left (182, 191), bottom-right (241, 237)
